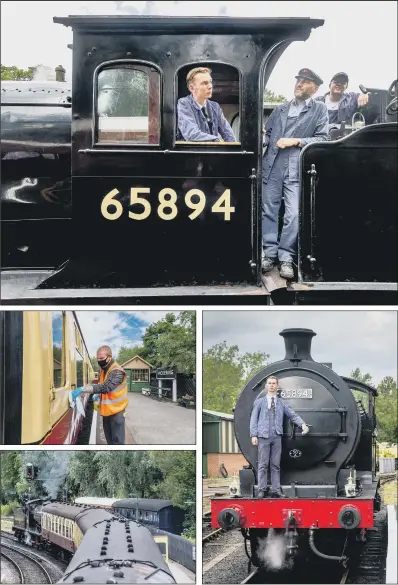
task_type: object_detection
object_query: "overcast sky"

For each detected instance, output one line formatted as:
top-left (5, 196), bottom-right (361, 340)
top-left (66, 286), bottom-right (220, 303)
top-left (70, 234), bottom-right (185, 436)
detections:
top-left (1, 1), bottom-right (396, 98)
top-left (203, 311), bottom-right (397, 384)
top-left (75, 310), bottom-right (179, 356)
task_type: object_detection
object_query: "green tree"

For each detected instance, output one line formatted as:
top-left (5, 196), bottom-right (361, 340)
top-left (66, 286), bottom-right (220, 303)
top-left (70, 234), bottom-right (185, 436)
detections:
top-left (150, 451), bottom-right (196, 538)
top-left (349, 368), bottom-right (375, 387)
top-left (264, 87), bottom-right (287, 103)
top-left (1, 65), bottom-right (34, 81)
top-left (116, 345), bottom-right (146, 365)
top-left (376, 376), bottom-right (397, 443)
top-left (203, 342), bottom-right (269, 413)
top-left (0, 452), bottom-right (22, 503)
top-left (155, 311), bottom-right (196, 375)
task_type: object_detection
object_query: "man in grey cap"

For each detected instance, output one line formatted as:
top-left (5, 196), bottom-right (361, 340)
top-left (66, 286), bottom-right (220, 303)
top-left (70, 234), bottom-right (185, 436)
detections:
top-left (262, 68), bottom-right (329, 280)
top-left (316, 72), bottom-right (369, 126)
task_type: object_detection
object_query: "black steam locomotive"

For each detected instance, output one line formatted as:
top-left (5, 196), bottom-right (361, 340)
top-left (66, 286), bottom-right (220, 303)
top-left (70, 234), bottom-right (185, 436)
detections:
top-left (1, 15), bottom-right (397, 305)
top-left (211, 328), bottom-right (382, 569)
top-left (12, 499), bottom-right (176, 583)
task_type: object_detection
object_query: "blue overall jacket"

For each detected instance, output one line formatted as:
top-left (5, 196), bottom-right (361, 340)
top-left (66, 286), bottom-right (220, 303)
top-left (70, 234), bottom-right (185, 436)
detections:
top-left (316, 91), bottom-right (360, 124)
top-left (263, 98), bottom-right (329, 183)
top-left (250, 395), bottom-right (305, 439)
top-left (177, 94), bottom-right (236, 142)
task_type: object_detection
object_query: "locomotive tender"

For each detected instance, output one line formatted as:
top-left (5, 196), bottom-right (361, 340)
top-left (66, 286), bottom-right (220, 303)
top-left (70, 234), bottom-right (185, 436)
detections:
top-left (12, 500), bottom-right (176, 583)
top-left (211, 328), bottom-right (381, 568)
top-left (1, 15), bottom-right (397, 305)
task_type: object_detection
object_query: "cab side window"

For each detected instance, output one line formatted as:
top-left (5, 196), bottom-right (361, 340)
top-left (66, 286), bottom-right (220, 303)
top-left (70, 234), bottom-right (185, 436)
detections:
top-left (96, 63), bottom-right (160, 145)
top-left (52, 311), bottom-right (65, 388)
top-left (176, 63), bottom-right (240, 145)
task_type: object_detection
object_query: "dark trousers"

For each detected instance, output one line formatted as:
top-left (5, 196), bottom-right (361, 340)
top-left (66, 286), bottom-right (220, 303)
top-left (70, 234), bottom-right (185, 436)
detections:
top-left (102, 410), bottom-right (126, 445)
top-left (258, 435), bottom-right (282, 491)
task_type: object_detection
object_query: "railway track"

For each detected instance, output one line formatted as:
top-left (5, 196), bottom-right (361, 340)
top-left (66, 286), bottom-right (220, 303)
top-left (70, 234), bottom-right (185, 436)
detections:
top-left (240, 566), bottom-right (350, 584)
top-left (0, 542), bottom-right (53, 584)
top-left (203, 528), bottom-right (224, 544)
top-left (1, 549), bottom-right (25, 584)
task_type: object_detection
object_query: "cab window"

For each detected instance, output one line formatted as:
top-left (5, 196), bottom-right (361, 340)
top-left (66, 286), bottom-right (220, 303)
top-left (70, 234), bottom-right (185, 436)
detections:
top-left (52, 311), bottom-right (65, 388)
top-left (176, 63), bottom-right (240, 145)
top-left (96, 63), bottom-right (160, 145)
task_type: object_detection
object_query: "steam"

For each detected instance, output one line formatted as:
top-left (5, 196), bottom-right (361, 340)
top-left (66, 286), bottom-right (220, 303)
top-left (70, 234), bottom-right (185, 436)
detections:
top-left (21, 452), bottom-right (71, 499)
top-left (32, 64), bottom-right (55, 82)
top-left (257, 529), bottom-right (288, 571)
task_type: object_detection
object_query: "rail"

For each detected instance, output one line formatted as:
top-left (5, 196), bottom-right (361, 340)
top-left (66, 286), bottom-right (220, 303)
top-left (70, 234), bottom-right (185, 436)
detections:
top-left (202, 528), bottom-right (223, 544)
top-left (0, 541), bottom-right (53, 583)
top-left (1, 550), bottom-right (25, 583)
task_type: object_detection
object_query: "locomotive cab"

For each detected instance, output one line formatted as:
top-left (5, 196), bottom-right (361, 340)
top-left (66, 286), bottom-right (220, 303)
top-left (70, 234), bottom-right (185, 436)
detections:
top-left (31, 15), bottom-right (324, 296)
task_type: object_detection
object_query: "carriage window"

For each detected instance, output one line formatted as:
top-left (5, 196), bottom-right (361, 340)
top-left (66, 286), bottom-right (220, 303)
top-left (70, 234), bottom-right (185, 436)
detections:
top-left (96, 64), bottom-right (160, 144)
top-left (52, 312), bottom-right (65, 388)
top-left (76, 349), bottom-right (84, 387)
top-left (176, 63), bottom-right (240, 145)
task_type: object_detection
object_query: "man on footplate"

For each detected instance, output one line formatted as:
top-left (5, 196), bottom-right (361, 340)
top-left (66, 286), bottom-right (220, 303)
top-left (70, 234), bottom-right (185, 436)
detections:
top-left (70, 345), bottom-right (128, 445)
top-left (250, 376), bottom-right (309, 498)
top-left (262, 68), bottom-right (329, 280)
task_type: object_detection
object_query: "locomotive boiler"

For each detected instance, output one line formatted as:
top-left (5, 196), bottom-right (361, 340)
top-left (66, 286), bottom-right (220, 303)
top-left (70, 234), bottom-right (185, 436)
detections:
top-left (211, 328), bottom-right (381, 568)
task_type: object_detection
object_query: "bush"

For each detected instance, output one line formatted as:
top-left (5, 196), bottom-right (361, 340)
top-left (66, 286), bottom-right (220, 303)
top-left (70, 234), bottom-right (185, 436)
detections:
top-left (1, 500), bottom-right (19, 516)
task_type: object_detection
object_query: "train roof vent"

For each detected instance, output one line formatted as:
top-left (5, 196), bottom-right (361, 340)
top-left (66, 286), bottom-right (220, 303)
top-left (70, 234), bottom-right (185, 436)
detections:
top-left (279, 328), bottom-right (316, 362)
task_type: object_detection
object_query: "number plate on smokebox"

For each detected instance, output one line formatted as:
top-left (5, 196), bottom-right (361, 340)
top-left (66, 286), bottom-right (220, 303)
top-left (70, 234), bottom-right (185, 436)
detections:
top-left (280, 388), bottom-right (313, 399)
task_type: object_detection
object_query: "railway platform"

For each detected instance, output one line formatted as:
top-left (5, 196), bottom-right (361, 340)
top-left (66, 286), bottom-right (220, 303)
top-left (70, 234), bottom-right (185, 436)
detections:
top-left (168, 559), bottom-right (196, 583)
top-left (89, 392), bottom-right (195, 444)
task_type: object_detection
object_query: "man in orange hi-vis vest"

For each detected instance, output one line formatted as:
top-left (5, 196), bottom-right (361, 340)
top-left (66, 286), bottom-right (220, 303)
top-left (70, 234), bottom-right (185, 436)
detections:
top-left (70, 345), bottom-right (128, 444)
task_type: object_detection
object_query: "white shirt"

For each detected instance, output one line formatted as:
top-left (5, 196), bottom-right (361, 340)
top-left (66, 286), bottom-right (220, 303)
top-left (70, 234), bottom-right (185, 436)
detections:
top-left (267, 394), bottom-right (278, 409)
top-left (325, 94), bottom-right (341, 111)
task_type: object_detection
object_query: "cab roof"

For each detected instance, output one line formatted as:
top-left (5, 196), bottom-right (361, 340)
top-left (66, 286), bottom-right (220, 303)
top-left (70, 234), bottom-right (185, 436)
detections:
top-left (54, 15), bottom-right (324, 35)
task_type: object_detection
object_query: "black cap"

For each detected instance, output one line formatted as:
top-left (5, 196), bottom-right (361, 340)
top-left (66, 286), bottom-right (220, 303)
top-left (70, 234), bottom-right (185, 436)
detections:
top-left (295, 68), bottom-right (323, 86)
top-left (330, 72), bottom-right (349, 84)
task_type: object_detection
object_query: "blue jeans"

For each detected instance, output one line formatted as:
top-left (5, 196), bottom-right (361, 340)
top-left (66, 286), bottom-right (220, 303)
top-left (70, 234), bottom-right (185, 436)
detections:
top-left (262, 163), bottom-right (299, 262)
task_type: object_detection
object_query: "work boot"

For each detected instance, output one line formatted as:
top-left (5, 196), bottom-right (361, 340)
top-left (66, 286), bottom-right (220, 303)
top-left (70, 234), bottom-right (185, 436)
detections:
top-left (262, 256), bottom-right (277, 273)
top-left (279, 261), bottom-right (294, 280)
top-left (270, 490), bottom-right (287, 498)
top-left (257, 490), bottom-right (266, 499)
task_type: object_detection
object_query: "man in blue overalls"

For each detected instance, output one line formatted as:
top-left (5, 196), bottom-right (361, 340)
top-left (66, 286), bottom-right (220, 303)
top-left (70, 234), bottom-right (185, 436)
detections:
top-left (262, 69), bottom-right (329, 280)
top-left (316, 72), bottom-right (369, 127)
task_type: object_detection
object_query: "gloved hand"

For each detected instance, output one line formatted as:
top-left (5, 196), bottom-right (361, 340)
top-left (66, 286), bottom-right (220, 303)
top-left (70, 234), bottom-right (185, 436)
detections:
top-left (70, 387), bottom-right (84, 401)
top-left (251, 437), bottom-right (258, 446)
top-left (302, 423), bottom-right (310, 435)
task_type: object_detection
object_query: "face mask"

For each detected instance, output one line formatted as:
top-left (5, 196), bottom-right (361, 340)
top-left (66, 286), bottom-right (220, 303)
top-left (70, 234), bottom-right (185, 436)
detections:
top-left (98, 357), bottom-right (109, 369)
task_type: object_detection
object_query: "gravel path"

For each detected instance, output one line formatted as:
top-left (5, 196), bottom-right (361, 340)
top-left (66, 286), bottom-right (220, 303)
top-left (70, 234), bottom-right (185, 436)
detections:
top-left (203, 529), bottom-right (251, 584)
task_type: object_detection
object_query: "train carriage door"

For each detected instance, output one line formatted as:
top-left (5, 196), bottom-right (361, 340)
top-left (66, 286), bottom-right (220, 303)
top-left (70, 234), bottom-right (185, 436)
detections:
top-left (42, 16), bottom-right (325, 290)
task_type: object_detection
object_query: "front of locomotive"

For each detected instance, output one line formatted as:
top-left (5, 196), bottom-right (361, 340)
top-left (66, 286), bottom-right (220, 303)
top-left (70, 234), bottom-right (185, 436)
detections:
top-left (211, 328), bottom-right (378, 568)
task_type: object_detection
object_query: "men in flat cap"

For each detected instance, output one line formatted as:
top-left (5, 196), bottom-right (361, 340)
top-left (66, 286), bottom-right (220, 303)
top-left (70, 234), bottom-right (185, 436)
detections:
top-left (316, 72), bottom-right (369, 126)
top-left (262, 69), bottom-right (329, 280)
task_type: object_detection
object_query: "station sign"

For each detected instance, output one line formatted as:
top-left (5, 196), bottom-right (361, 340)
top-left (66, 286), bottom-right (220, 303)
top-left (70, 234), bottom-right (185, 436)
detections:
top-left (156, 367), bottom-right (176, 380)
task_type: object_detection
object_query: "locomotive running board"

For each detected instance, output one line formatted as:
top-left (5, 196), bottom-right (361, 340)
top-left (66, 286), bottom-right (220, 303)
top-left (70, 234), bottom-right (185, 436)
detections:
top-left (1, 270), bottom-right (270, 305)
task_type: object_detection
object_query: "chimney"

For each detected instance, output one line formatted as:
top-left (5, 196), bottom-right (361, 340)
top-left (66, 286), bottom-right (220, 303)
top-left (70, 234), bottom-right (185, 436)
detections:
top-left (55, 65), bottom-right (66, 82)
top-left (279, 328), bottom-right (316, 362)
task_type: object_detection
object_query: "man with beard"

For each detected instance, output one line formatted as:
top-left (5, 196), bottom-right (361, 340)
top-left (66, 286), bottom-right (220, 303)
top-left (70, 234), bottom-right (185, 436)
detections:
top-left (261, 68), bottom-right (329, 280)
top-left (316, 72), bottom-right (369, 126)
top-left (70, 345), bottom-right (128, 445)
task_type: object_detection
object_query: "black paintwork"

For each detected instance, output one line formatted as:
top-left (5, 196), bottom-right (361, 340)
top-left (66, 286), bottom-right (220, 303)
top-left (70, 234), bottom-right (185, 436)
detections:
top-left (234, 329), bottom-right (376, 490)
top-left (37, 15), bottom-right (322, 289)
top-left (2, 15), bottom-right (397, 302)
top-left (299, 123), bottom-right (398, 285)
top-left (0, 311), bottom-right (23, 444)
